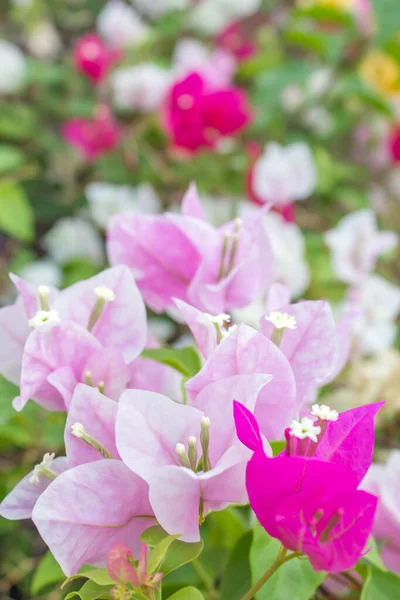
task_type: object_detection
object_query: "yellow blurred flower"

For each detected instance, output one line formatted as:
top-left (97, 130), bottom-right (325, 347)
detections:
top-left (360, 49), bottom-right (400, 96)
top-left (299, 0), bottom-right (355, 11)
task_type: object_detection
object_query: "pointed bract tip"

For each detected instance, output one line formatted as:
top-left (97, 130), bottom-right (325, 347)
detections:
top-left (233, 401), bottom-right (263, 452)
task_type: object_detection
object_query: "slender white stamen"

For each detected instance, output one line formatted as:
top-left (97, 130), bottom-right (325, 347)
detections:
top-left (37, 285), bottom-right (50, 297)
top-left (175, 443), bottom-right (191, 469)
top-left (94, 286), bottom-right (116, 302)
top-left (265, 311), bottom-right (297, 330)
top-left (200, 417), bottom-right (211, 472)
top-left (175, 443), bottom-right (186, 455)
top-left (71, 422), bottom-right (86, 438)
top-left (289, 417), bottom-right (321, 443)
top-left (28, 310), bottom-right (61, 328)
top-left (311, 404), bottom-right (339, 422)
top-left (28, 452), bottom-right (56, 485)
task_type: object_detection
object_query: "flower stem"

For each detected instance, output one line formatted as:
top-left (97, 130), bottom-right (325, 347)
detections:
top-left (239, 546), bottom-right (301, 600)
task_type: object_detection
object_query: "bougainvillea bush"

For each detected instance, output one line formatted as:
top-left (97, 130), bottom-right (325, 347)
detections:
top-left (1, 0), bottom-right (400, 599)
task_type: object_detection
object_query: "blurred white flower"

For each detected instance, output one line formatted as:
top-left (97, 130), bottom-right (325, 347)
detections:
top-left (252, 142), bottom-right (317, 206)
top-left (302, 106), bottom-right (334, 136)
top-left (281, 85), bottom-right (304, 113)
top-left (18, 260), bottom-right (62, 288)
top-left (112, 63), bottom-right (171, 111)
top-left (86, 182), bottom-right (161, 229)
top-left (189, 0), bottom-right (261, 34)
top-left (26, 21), bottom-right (62, 60)
top-left (173, 38), bottom-right (236, 88)
top-left (97, 0), bottom-right (148, 48)
top-left (325, 210), bottom-right (398, 285)
top-left (199, 195), bottom-right (235, 227)
top-left (350, 275), bottom-right (400, 355)
top-left (0, 41), bottom-right (27, 94)
top-left (306, 67), bottom-right (333, 98)
top-left (263, 212), bottom-right (310, 298)
top-left (132, 0), bottom-right (190, 17)
top-left (43, 218), bottom-right (104, 265)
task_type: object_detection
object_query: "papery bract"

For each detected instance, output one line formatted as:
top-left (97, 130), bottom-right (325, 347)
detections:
top-left (62, 105), bottom-right (121, 162)
top-left (73, 33), bottom-right (121, 83)
top-left (32, 460), bottom-right (156, 576)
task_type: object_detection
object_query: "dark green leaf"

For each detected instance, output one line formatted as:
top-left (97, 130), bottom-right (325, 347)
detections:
top-left (140, 347), bottom-right (202, 378)
top-left (220, 531), bottom-right (253, 600)
top-left (0, 181), bottom-right (34, 242)
top-left (142, 525), bottom-right (204, 575)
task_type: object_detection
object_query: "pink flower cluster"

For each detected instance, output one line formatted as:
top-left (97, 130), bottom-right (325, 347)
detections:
top-left (0, 184), bottom-right (381, 582)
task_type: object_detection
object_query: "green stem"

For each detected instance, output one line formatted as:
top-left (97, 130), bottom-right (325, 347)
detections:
top-left (239, 546), bottom-right (302, 600)
top-left (191, 559), bottom-right (219, 600)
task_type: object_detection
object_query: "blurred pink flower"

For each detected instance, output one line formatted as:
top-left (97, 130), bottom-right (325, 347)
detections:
top-left (62, 105), bottom-right (121, 161)
top-left (234, 401), bottom-right (378, 573)
top-left (163, 72), bottom-right (250, 153)
top-left (73, 33), bottom-right (121, 83)
top-left (107, 542), bottom-right (162, 592)
top-left (388, 124), bottom-right (400, 163)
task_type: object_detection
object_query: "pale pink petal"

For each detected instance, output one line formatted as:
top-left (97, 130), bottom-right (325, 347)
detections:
top-left (200, 452), bottom-right (248, 514)
top-left (83, 346), bottom-right (130, 400)
top-left (55, 266), bottom-right (147, 362)
top-left (174, 298), bottom-right (217, 359)
top-left (0, 457), bottom-right (68, 520)
top-left (266, 282), bottom-right (291, 312)
top-left (181, 183), bottom-right (207, 221)
top-left (18, 322), bottom-right (101, 411)
top-left (148, 465), bottom-right (201, 542)
top-left (65, 384), bottom-right (119, 466)
top-left (116, 390), bottom-right (203, 481)
top-left (47, 366), bottom-right (78, 410)
top-left (32, 460), bottom-right (155, 576)
top-left (0, 299), bottom-right (30, 385)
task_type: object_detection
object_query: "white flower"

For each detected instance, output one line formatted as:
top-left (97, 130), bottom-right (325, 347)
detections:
top-left (28, 310), bottom-right (61, 328)
top-left (173, 38), bottom-right (236, 88)
top-left (86, 182), bottom-right (161, 229)
top-left (265, 311), bottom-right (297, 330)
top-left (252, 142), bottom-right (317, 206)
top-left (97, 0), bottom-right (148, 48)
top-left (0, 41), bottom-right (27, 94)
top-left (43, 217), bottom-right (104, 265)
top-left (26, 21), bottom-right (62, 60)
top-left (132, 0), bottom-right (190, 17)
top-left (306, 68), bottom-right (334, 98)
top-left (189, 0), bottom-right (261, 34)
top-left (302, 106), bottom-right (334, 136)
top-left (112, 63), bottom-right (171, 112)
top-left (350, 275), bottom-right (400, 355)
top-left (94, 286), bottom-right (116, 302)
top-left (263, 212), bottom-right (310, 298)
top-left (325, 210), bottom-right (398, 285)
top-left (289, 417), bottom-right (321, 443)
top-left (311, 404), bottom-right (339, 422)
top-left (18, 260), bottom-right (62, 288)
top-left (281, 85), bottom-right (304, 113)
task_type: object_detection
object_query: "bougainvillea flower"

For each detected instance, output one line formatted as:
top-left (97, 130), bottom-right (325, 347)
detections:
top-left (163, 72), bottom-right (250, 153)
top-left (32, 460), bottom-right (156, 576)
top-left (108, 184), bottom-right (272, 314)
top-left (324, 210), bottom-right (398, 285)
top-left (62, 104), bottom-right (121, 162)
top-left (64, 384), bottom-right (120, 466)
top-left (388, 124), bottom-right (400, 163)
top-left (0, 266), bottom-right (147, 411)
top-left (107, 542), bottom-right (162, 594)
top-left (186, 324), bottom-right (298, 440)
top-left (217, 20), bottom-right (257, 61)
top-left (234, 401), bottom-right (377, 572)
top-left (173, 299), bottom-right (218, 359)
top-left (116, 385), bottom-right (268, 542)
top-left (260, 300), bottom-right (346, 406)
top-left (362, 450), bottom-right (400, 573)
top-left (0, 455), bottom-right (68, 520)
top-left (73, 33), bottom-right (121, 84)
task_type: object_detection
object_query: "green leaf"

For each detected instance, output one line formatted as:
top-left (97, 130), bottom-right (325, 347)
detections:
top-left (147, 534), bottom-right (180, 574)
top-left (0, 104), bottom-right (38, 141)
top-left (167, 587), bottom-right (205, 600)
top-left (77, 568), bottom-right (115, 586)
top-left (220, 531), bottom-right (253, 600)
top-left (0, 145), bottom-right (25, 175)
top-left (142, 526), bottom-right (204, 575)
top-left (270, 441), bottom-right (285, 456)
top-left (250, 524), bottom-right (325, 599)
top-left (65, 580), bottom-right (112, 600)
top-left (140, 347), bottom-right (202, 378)
top-left (363, 538), bottom-right (386, 570)
top-left (31, 551), bottom-right (64, 594)
top-left (361, 565), bottom-right (400, 599)
top-left (371, 0), bottom-right (400, 45)
top-left (0, 181), bottom-right (34, 242)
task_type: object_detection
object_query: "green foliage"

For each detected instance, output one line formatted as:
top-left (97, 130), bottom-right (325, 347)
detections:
top-left (0, 145), bottom-right (25, 175)
top-left (0, 180), bottom-right (34, 242)
top-left (142, 526), bottom-right (204, 576)
top-left (371, 0), bottom-right (400, 45)
top-left (361, 565), bottom-right (400, 599)
top-left (219, 531), bottom-right (253, 600)
top-left (270, 441), bottom-right (286, 456)
top-left (65, 580), bottom-right (112, 600)
top-left (167, 588), bottom-right (204, 600)
top-left (250, 524), bottom-right (325, 600)
top-left (31, 550), bottom-right (65, 594)
top-left (140, 347), bottom-right (202, 378)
